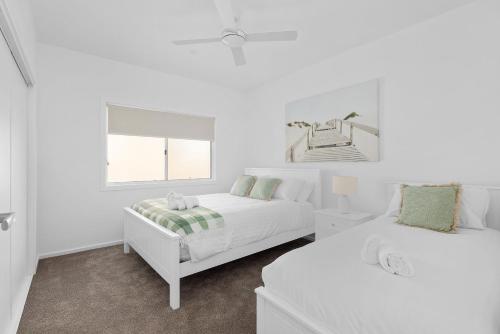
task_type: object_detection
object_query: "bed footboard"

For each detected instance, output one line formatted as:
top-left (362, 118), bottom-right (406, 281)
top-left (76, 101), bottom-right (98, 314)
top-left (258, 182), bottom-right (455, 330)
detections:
top-left (255, 287), bottom-right (330, 334)
top-left (123, 207), bottom-right (181, 309)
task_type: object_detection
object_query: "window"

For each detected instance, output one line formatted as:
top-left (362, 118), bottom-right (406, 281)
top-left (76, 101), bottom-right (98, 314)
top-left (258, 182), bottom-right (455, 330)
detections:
top-left (106, 104), bottom-right (214, 185)
top-left (107, 135), bottom-right (165, 182)
top-left (167, 138), bottom-right (211, 180)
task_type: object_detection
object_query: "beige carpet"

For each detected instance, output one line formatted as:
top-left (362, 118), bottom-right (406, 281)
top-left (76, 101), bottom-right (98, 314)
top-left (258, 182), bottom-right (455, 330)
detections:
top-left (19, 239), bottom-right (309, 334)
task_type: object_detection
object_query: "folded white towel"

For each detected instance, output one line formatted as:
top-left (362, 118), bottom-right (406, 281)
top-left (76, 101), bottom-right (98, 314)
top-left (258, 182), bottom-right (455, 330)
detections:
top-left (361, 234), bottom-right (385, 265)
top-left (378, 246), bottom-right (415, 277)
top-left (362, 234), bottom-right (415, 277)
top-left (183, 196), bottom-right (199, 210)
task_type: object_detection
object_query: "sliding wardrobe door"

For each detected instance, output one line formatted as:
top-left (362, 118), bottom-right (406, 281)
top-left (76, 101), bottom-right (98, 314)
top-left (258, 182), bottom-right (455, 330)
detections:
top-left (0, 28), bottom-right (30, 332)
top-left (0, 31), bottom-right (13, 334)
top-left (10, 40), bottom-right (29, 316)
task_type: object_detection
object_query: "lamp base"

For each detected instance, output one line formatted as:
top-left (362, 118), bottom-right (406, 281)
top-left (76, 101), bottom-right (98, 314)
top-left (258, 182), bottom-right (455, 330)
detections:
top-left (337, 195), bottom-right (351, 213)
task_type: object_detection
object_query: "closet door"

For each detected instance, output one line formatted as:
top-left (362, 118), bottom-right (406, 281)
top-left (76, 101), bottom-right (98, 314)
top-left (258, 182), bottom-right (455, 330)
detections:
top-left (10, 35), bottom-right (29, 314)
top-left (0, 32), bottom-right (13, 334)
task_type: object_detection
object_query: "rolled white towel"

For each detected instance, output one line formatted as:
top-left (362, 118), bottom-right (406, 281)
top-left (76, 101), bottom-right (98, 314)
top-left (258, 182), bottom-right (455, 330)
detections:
top-left (167, 194), bottom-right (178, 210)
top-left (378, 246), bottom-right (415, 277)
top-left (176, 198), bottom-right (186, 210)
top-left (184, 196), bottom-right (199, 210)
top-left (166, 192), bottom-right (184, 210)
top-left (361, 234), bottom-right (385, 265)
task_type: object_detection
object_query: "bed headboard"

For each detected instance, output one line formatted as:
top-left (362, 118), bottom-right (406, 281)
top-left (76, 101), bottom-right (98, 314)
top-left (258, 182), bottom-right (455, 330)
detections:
top-left (385, 182), bottom-right (500, 231)
top-left (244, 168), bottom-right (322, 209)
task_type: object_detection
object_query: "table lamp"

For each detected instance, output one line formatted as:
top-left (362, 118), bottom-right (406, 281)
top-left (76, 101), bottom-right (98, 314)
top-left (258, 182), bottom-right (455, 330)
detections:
top-left (332, 176), bottom-right (358, 213)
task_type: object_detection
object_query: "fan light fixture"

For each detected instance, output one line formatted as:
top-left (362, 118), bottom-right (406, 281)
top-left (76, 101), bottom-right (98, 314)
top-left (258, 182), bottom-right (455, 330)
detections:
top-left (172, 0), bottom-right (298, 66)
top-left (221, 30), bottom-right (246, 48)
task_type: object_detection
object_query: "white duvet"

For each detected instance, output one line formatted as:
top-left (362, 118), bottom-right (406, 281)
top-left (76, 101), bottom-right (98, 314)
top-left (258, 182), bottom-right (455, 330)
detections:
top-left (262, 216), bottom-right (500, 334)
top-left (182, 193), bottom-right (314, 262)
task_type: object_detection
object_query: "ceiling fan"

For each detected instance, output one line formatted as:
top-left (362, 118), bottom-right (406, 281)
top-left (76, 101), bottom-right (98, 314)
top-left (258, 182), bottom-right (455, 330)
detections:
top-left (172, 0), bottom-right (298, 66)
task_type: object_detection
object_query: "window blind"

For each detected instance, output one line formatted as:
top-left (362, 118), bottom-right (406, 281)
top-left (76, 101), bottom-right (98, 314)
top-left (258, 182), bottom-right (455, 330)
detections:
top-left (107, 104), bottom-right (215, 141)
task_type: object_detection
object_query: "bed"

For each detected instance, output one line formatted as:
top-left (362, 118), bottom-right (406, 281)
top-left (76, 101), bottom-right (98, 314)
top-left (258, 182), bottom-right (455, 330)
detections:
top-left (256, 185), bottom-right (500, 334)
top-left (123, 168), bottom-right (321, 309)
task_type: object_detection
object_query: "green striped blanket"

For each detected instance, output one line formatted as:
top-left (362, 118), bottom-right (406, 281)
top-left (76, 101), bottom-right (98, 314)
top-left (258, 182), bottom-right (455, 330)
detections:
top-left (132, 198), bottom-right (224, 237)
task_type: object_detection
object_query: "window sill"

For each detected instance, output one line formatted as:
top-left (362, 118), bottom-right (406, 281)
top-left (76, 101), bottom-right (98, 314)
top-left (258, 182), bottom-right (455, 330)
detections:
top-left (101, 178), bottom-right (217, 192)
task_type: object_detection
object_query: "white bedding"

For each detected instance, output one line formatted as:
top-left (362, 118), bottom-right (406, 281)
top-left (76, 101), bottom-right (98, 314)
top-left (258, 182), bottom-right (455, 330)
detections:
top-left (262, 216), bottom-right (500, 334)
top-left (181, 193), bottom-right (314, 262)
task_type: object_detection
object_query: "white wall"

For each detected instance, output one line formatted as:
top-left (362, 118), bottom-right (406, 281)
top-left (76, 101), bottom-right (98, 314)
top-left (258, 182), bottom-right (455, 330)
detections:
top-left (36, 0), bottom-right (500, 256)
top-left (36, 44), bottom-right (248, 256)
top-left (244, 0), bottom-right (500, 214)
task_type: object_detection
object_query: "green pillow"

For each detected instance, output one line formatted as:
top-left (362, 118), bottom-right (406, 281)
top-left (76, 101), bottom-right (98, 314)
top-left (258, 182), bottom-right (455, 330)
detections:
top-left (230, 175), bottom-right (257, 197)
top-left (249, 177), bottom-right (282, 201)
top-left (397, 184), bottom-right (462, 232)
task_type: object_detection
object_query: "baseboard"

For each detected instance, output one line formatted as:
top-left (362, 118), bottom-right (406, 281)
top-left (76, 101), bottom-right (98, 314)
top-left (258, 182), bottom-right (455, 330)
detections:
top-left (38, 240), bottom-right (124, 259)
top-left (9, 275), bottom-right (33, 334)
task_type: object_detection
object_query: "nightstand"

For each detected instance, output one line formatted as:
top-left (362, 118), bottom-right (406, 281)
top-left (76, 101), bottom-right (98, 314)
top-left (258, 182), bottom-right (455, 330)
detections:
top-left (315, 209), bottom-right (373, 240)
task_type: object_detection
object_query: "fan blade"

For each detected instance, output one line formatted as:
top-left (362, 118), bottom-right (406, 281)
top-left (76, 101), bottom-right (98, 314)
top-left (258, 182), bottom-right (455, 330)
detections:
top-left (172, 37), bottom-right (220, 46)
top-left (214, 0), bottom-right (237, 28)
top-left (231, 47), bottom-right (246, 66)
top-left (246, 31), bottom-right (298, 42)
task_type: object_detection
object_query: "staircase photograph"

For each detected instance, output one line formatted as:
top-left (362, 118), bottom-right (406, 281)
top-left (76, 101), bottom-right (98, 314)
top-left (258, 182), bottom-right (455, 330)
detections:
top-left (285, 80), bottom-right (379, 163)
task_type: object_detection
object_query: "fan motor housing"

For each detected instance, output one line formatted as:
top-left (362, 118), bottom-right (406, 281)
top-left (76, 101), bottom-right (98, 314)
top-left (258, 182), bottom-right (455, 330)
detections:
top-left (221, 29), bottom-right (246, 48)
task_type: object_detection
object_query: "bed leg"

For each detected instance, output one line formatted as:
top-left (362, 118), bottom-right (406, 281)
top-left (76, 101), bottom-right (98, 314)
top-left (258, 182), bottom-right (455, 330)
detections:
top-left (256, 289), bottom-right (265, 334)
top-left (123, 242), bottom-right (130, 254)
top-left (169, 279), bottom-right (180, 310)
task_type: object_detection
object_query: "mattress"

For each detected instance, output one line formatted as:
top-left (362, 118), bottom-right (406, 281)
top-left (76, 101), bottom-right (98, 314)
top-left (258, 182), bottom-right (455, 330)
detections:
top-left (177, 193), bottom-right (314, 262)
top-left (262, 216), bottom-right (500, 334)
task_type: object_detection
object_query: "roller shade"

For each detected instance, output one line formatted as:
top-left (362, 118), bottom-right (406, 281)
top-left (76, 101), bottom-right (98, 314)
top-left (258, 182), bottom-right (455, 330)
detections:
top-left (107, 104), bottom-right (215, 141)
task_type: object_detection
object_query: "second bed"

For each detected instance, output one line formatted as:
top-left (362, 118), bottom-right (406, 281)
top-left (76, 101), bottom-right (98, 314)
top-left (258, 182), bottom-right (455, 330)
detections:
top-left (123, 168), bottom-right (321, 309)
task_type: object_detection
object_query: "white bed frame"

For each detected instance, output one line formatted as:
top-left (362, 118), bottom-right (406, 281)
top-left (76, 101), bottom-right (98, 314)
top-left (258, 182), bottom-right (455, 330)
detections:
top-left (255, 184), bottom-right (500, 334)
top-left (123, 168), bottom-right (321, 310)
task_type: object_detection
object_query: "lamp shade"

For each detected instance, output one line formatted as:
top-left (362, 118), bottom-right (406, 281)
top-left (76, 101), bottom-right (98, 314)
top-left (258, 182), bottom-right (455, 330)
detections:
top-left (332, 176), bottom-right (358, 195)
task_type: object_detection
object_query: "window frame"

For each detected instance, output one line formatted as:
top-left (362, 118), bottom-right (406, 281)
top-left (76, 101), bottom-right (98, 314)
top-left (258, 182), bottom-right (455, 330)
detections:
top-left (100, 99), bottom-right (216, 191)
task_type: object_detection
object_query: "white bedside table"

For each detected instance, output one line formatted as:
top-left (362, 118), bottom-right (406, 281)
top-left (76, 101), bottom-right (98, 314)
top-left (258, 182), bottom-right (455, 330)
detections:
top-left (315, 209), bottom-right (373, 240)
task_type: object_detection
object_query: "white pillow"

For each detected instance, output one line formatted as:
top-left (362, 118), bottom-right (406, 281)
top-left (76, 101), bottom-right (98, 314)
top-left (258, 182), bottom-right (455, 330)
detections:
top-left (384, 184), bottom-right (403, 217)
top-left (296, 181), bottom-right (315, 203)
top-left (384, 183), bottom-right (490, 229)
top-left (273, 178), bottom-right (305, 201)
top-left (460, 186), bottom-right (490, 229)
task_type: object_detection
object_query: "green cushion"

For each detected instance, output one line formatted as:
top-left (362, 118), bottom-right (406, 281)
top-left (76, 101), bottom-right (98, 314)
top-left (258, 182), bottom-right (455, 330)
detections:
top-left (249, 177), bottom-right (282, 201)
top-left (230, 175), bottom-right (257, 197)
top-left (397, 184), bottom-right (461, 232)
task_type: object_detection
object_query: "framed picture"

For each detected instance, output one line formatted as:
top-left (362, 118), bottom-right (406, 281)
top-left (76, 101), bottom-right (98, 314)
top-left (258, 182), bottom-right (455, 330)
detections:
top-left (285, 79), bottom-right (379, 162)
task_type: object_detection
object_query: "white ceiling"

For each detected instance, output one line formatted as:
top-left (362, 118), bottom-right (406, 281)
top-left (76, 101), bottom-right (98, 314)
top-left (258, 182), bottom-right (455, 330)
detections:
top-left (31, 0), bottom-right (472, 90)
